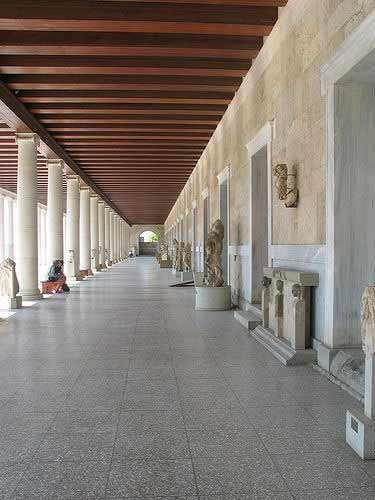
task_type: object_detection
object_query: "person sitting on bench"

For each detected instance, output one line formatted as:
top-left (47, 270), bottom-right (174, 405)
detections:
top-left (48, 260), bottom-right (68, 293)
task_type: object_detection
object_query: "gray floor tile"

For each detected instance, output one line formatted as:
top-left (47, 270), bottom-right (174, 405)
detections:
top-left (292, 487), bottom-right (375, 500)
top-left (34, 430), bottom-right (116, 461)
top-left (106, 460), bottom-right (198, 497)
top-left (12, 460), bottom-right (110, 499)
top-left (188, 428), bottom-right (266, 458)
top-left (0, 462), bottom-right (29, 499)
top-left (113, 429), bottom-right (190, 460)
top-left (193, 456), bottom-right (289, 495)
top-left (273, 451), bottom-right (375, 491)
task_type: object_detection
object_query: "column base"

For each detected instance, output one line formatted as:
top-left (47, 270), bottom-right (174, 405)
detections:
top-left (20, 289), bottom-right (43, 301)
top-left (107, 260), bottom-right (113, 267)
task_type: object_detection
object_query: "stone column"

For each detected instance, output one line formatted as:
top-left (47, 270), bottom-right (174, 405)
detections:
top-left (98, 200), bottom-right (105, 270)
top-left (121, 220), bottom-right (125, 260)
top-left (79, 186), bottom-right (91, 276)
top-left (114, 216), bottom-right (119, 262)
top-left (90, 194), bottom-right (99, 272)
top-left (4, 196), bottom-right (14, 259)
top-left (113, 215), bottom-right (117, 263)
top-left (0, 195), bottom-right (4, 262)
top-left (46, 159), bottom-right (64, 263)
top-left (66, 175), bottom-right (81, 281)
top-left (109, 210), bottom-right (114, 264)
top-left (40, 207), bottom-right (47, 268)
top-left (15, 132), bottom-right (42, 300)
top-left (104, 205), bottom-right (110, 266)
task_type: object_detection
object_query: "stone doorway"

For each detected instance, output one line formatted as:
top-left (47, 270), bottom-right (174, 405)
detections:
top-left (138, 230), bottom-right (158, 256)
top-left (250, 144), bottom-right (269, 304)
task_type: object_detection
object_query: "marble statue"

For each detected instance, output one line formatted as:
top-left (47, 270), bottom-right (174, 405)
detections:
top-left (205, 219), bottom-right (224, 287)
top-left (0, 258), bottom-right (19, 298)
top-left (361, 286), bottom-right (375, 355)
top-left (172, 238), bottom-right (179, 269)
top-left (183, 242), bottom-right (192, 272)
top-left (160, 242), bottom-right (169, 261)
top-left (177, 241), bottom-right (184, 272)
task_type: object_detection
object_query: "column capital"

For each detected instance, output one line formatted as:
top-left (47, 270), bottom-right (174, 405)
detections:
top-left (66, 174), bottom-right (80, 182)
top-left (15, 132), bottom-right (40, 147)
top-left (98, 199), bottom-right (105, 205)
top-left (46, 158), bottom-right (64, 169)
top-left (79, 185), bottom-right (90, 192)
top-left (90, 192), bottom-right (98, 199)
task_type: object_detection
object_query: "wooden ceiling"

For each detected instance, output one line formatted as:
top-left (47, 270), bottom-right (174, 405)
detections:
top-left (0, 0), bottom-right (286, 224)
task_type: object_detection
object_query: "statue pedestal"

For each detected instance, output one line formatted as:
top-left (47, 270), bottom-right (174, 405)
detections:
top-left (346, 352), bottom-right (375, 459)
top-left (0, 295), bottom-right (22, 309)
top-left (346, 409), bottom-right (375, 459)
top-left (180, 271), bottom-right (193, 281)
top-left (195, 285), bottom-right (231, 311)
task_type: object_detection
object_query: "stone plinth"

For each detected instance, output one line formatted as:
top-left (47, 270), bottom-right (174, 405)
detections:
top-left (346, 409), bottom-right (375, 459)
top-left (180, 271), bottom-right (193, 281)
top-left (0, 295), bottom-right (22, 309)
top-left (195, 285), bottom-right (231, 311)
top-left (252, 267), bottom-right (319, 365)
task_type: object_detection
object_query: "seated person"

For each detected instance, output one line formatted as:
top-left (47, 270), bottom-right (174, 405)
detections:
top-left (48, 260), bottom-right (68, 293)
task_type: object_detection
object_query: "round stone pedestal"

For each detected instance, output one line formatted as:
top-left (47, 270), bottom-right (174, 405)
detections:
top-left (195, 285), bottom-right (231, 311)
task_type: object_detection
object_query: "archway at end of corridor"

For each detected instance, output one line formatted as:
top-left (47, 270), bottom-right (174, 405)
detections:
top-left (138, 230), bottom-right (158, 256)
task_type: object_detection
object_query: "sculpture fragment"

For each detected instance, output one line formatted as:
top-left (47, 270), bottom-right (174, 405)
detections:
top-left (0, 258), bottom-right (19, 299)
top-left (183, 242), bottom-right (192, 272)
top-left (205, 219), bottom-right (225, 287)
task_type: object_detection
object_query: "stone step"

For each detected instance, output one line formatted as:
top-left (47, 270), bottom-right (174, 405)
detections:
top-left (246, 303), bottom-right (263, 319)
top-left (251, 325), bottom-right (317, 366)
top-left (234, 310), bottom-right (262, 331)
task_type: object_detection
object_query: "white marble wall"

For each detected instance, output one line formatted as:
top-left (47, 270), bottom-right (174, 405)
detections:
top-left (331, 83), bottom-right (375, 348)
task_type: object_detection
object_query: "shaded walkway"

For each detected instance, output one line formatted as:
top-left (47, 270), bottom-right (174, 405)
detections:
top-left (0, 257), bottom-right (374, 499)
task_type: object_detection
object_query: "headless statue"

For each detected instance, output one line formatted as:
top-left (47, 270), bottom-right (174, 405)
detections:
top-left (205, 219), bottom-right (225, 287)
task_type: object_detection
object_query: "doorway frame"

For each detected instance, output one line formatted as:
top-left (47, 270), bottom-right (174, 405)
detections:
top-left (217, 165), bottom-right (230, 285)
top-left (246, 121), bottom-right (274, 304)
top-left (321, 11), bottom-right (375, 348)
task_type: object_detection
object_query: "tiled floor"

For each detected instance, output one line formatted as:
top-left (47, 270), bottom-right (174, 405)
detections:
top-left (0, 257), bottom-right (374, 499)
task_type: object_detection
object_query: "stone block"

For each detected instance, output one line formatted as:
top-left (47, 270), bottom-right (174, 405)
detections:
top-left (346, 409), bottom-right (375, 459)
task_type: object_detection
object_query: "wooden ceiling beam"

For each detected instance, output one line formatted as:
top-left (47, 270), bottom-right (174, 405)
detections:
top-left (0, 2), bottom-right (279, 26)
top-left (39, 117), bottom-right (219, 125)
top-left (28, 102), bottom-right (227, 114)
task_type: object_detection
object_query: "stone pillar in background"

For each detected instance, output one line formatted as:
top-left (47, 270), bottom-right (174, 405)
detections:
top-left (15, 132), bottom-right (42, 300)
top-left (90, 194), bottom-right (99, 272)
top-left (46, 159), bottom-right (64, 264)
top-left (39, 207), bottom-right (47, 269)
top-left (109, 210), bottom-right (114, 265)
top-left (104, 205), bottom-right (110, 266)
top-left (66, 175), bottom-right (81, 281)
top-left (79, 186), bottom-right (91, 276)
top-left (4, 196), bottom-right (14, 259)
top-left (98, 200), bottom-right (105, 270)
top-left (114, 216), bottom-right (119, 262)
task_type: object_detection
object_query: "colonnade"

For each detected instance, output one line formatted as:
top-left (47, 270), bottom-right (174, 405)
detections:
top-left (3, 132), bottom-right (129, 300)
